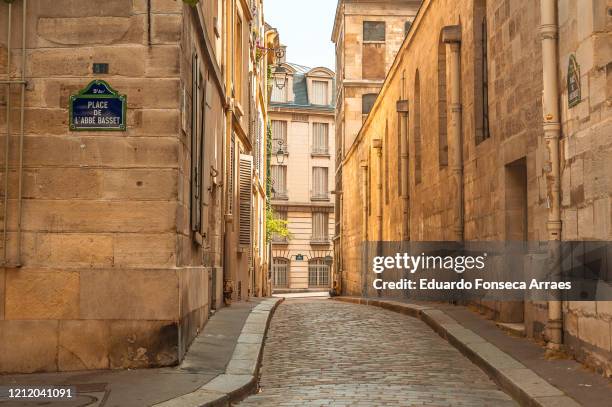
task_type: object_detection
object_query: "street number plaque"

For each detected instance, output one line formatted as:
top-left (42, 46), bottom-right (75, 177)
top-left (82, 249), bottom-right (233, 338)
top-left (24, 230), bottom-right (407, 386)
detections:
top-left (69, 80), bottom-right (126, 131)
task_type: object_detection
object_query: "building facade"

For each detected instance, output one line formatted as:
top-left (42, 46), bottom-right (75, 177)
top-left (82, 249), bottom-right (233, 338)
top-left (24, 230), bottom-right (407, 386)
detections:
top-left (0, 0), bottom-right (270, 373)
top-left (338, 0), bottom-right (611, 376)
top-left (331, 0), bottom-right (421, 293)
top-left (268, 53), bottom-right (336, 292)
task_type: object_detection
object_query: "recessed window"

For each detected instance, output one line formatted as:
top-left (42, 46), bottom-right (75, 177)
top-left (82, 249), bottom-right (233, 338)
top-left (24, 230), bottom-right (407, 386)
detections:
top-left (312, 123), bottom-right (329, 154)
top-left (312, 167), bottom-right (329, 200)
top-left (312, 80), bottom-right (329, 105)
top-left (405, 21), bottom-right (412, 36)
top-left (362, 93), bottom-right (378, 115)
top-left (363, 21), bottom-right (385, 42)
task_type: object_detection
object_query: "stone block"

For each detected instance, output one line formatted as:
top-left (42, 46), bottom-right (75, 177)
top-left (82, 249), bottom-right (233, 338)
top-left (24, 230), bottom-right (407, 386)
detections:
top-left (152, 14), bottom-right (182, 44)
top-left (37, 17), bottom-right (132, 46)
top-left (31, 233), bottom-right (114, 268)
top-left (564, 310), bottom-right (579, 337)
top-left (146, 45), bottom-right (180, 77)
top-left (5, 269), bottom-right (79, 319)
top-left (58, 320), bottom-right (110, 371)
top-left (152, 0), bottom-right (184, 13)
top-left (577, 316), bottom-right (611, 351)
top-left (27, 48), bottom-right (91, 77)
top-left (80, 269), bottom-right (179, 320)
top-left (31, 0), bottom-right (133, 18)
top-left (113, 233), bottom-right (176, 268)
top-left (109, 320), bottom-right (178, 369)
top-left (132, 109), bottom-right (180, 136)
top-left (101, 169), bottom-right (178, 200)
top-left (0, 320), bottom-right (58, 373)
top-left (16, 200), bottom-right (177, 233)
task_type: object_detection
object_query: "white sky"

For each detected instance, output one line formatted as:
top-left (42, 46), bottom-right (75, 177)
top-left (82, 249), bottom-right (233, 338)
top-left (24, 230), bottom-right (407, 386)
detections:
top-left (264, 0), bottom-right (337, 71)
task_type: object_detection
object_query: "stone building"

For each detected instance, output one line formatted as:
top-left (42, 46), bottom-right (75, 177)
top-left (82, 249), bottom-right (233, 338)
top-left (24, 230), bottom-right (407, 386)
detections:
top-left (0, 0), bottom-right (270, 373)
top-left (337, 0), bottom-right (611, 376)
top-left (331, 0), bottom-right (421, 291)
top-left (268, 49), bottom-right (336, 292)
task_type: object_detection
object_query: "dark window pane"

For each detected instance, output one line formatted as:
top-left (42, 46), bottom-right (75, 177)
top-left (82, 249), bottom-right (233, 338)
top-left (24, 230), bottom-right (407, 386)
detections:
top-left (363, 21), bottom-right (385, 41)
top-left (404, 21), bottom-right (412, 36)
top-left (362, 93), bottom-right (378, 115)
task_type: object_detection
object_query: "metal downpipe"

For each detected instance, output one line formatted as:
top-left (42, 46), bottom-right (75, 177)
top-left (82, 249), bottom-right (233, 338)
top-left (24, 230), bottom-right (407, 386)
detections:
top-left (3, 2), bottom-right (12, 266)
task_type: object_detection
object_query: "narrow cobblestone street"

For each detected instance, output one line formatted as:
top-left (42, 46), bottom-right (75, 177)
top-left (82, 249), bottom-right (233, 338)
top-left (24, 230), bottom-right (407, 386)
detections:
top-left (239, 299), bottom-right (517, 406)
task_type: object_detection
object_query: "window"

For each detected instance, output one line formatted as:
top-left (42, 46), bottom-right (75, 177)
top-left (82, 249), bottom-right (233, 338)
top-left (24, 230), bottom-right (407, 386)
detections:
top-left (271, 120), bottom-right (288, 153)
top-left (312, 80), bottom-right (329, 105)
top-left (271, 79), bottom-right (288, 102)
top-left (190, 53), bottom-right (205, 237)
top-left (311, 213), bottom-right (329, 242)
top-left (272, 210), bottom-right (288, 243)
top-left (312, 167), bottom-right (329, 200)
top-left (271, 165), bottom-right (287, 199)
top-left (481, 16), bottom-right (490, 141)
top-left (234, 14), bottom-right (243, 100)
top-left (405, 21), bottom-right (412, 36)
top-left (238, 155), bottom-right (252, 248)
top-left (363, 21), bottom-right (385, 42)
top-left (362, 93), bottom-right (377, 117)
top-left (438, 34), bottom-right (448, 166)
top-left (272, 258), bottom-right (289, 287)
top-left (414, 70), bottom-right (422, 184)
top-left (312, 123), bottom-right (329, 154)
top-left (308, 257), bottom-right (330, 287)
top-left (227, 133), bottom-right (235, 214)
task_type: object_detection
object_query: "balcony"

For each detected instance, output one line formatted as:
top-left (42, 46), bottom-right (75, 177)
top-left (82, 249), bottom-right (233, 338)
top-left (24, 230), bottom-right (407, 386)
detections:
top-left (272, 235), bottom-right (289, 244)
top-left (310, 191), bottom-right (330, 201)
top-left (272, 189), bottom-right (289, 201)
top-left (311, 146), bottom-right (330, 157)
top-left (310, 236), bottom-right (331, 245)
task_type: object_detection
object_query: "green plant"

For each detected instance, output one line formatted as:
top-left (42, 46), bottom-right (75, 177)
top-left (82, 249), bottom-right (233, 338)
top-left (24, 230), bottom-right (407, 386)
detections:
top-left (266, 206), bottom-right (290, 242)
top-left (181, 0), bottom-right (199, 6)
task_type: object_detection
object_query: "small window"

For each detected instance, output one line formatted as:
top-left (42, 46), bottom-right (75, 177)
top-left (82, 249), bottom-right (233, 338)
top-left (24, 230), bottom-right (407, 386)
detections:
top-left (271, 165), bottom-right (287, 199)
top-left (312, 80), bottom-right (329, 105)
top-left (311, 213), bottom-right (329, 241)
top-left (312, 123), bottom-right (329, 154)
top-left (308, 257), bottom-right (330, 287)
top-left (362, 93), bottom-right (378, 115)
top-left (312, 167), bottom-right (329, 200)
top-left (271, 120), bottom-right (288, 153)
top-left (363, 21), bottom-right (385, 42)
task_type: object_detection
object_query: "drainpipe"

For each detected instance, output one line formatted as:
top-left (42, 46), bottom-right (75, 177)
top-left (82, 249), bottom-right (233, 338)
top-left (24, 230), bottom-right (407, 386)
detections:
top-left (360, 159), bottom-right (368, 296)
top-left (443, 26), bottom-right (464, 242)
top-left (15, 0), bottom-right (27, 267)
top-left (397, 100), bottom-right (410, 241)
top-left (541, 0), bottom-right (563, 352)
top-left (3, 2), bottom-right (12, 266)
top-left (373, 139), bottom-right (383, 245)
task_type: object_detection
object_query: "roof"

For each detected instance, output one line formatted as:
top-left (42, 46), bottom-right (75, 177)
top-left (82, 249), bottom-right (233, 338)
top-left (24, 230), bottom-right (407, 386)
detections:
top-left (270, 62), bottom-right (336, 110)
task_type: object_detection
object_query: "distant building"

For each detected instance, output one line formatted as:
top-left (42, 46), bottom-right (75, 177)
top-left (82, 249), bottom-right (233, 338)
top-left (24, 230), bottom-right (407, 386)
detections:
top-left (331, 0), bottom-right (422, 292)
top-left (268, 49), bottom-right (336, 292)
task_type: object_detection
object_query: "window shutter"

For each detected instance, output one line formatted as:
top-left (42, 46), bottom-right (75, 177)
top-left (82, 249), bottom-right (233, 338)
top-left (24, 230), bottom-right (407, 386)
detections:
top-left (227, 133), bottom-right (235, 214)
top-left (239, 154), bottom-right (253, 247)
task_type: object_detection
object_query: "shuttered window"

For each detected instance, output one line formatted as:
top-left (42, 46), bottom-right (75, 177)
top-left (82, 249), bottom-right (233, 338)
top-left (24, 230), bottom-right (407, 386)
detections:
top-left (308, 257), bottom-right (331, 287)
top-left (272, 258), bottom-right (289, 287)
top-left (272, 210), bottom-right (288, 242)
top-left (312, 123), bottom-right (329, 154)
top-left (190, 53), bottom-right (206, 238)
top-left (271, 165), bottom-right (287, 199)
top-left (238, 154), bottom-right (253, 247)
top-left (312, 80), bottom-right (329, 105)
top-left (312, 212), bottom-right (329, 241)
top-left (312, 167), bottom-right (328, 200)
top-left (227, 133), bottom-right (235, 214)
top-left (271, 120), bottom-right (287, 152)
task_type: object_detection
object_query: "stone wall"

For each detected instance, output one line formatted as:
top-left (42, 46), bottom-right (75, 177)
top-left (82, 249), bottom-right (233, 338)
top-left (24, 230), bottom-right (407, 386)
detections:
top-left (339, 0), bottom-right (611, 376)
top-left (0, 0), bottom-right (224, 373)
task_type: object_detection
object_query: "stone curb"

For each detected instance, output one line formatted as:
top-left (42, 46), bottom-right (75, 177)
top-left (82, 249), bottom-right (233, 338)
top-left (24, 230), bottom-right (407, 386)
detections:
top-left (154, 297), bottom-right (283, 407)
top-left (333, 297), bottom-right (581, 407)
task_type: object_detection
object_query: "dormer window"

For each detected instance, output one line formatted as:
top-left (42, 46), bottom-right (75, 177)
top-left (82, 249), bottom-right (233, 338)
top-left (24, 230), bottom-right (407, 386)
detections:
top-left (312, 80), bottom-right (329, 105)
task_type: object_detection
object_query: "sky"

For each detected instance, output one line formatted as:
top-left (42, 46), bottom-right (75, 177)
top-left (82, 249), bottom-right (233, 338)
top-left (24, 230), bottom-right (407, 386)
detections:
top-left (264, 0), bottom-right (337, 71)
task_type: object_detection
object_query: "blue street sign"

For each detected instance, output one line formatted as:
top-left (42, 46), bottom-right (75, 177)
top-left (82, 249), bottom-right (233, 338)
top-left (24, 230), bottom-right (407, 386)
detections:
top-left (70, 80), bottom-right (126, 131)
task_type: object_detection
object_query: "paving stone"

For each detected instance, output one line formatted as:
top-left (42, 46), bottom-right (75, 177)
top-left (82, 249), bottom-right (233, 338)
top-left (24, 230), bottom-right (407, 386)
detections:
top-left (238, 299), bottom-right (517, 406)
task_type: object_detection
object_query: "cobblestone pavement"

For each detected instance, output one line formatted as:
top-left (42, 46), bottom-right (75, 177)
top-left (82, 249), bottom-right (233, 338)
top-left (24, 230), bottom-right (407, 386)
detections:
top-left (238, 299), bottom-right (517, 407)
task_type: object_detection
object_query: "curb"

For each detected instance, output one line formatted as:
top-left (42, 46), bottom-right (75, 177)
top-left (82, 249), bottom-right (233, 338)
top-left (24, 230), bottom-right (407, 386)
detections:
top-left (155, 297), bottom-right (283, 407)
top-left (333, 297), bottom-right (581, 407)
